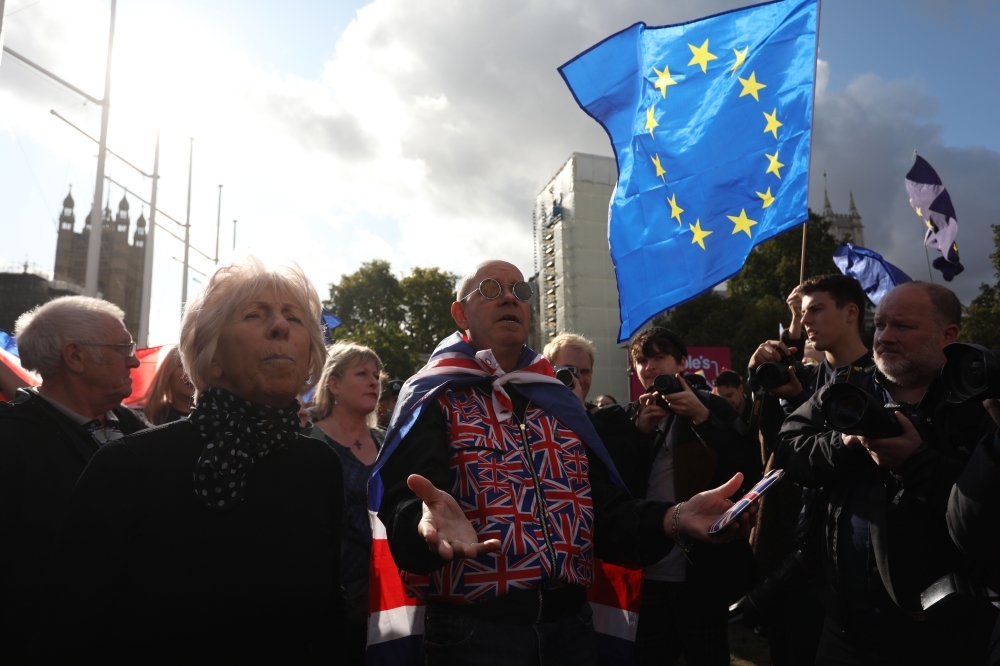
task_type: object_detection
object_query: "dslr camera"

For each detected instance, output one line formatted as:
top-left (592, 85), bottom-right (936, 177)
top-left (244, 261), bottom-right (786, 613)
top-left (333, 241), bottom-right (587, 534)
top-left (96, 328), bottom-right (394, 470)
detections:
top-left (754, 353), bottom-right (805, 391)
top-left (821, 383), bottom-right (914, 439)
top-left (652, 374), bottom-right (683, 410)
top-left (941, 342), bottom-right (1000, 403)
top-left (553, 365), bottom-right (578, 388)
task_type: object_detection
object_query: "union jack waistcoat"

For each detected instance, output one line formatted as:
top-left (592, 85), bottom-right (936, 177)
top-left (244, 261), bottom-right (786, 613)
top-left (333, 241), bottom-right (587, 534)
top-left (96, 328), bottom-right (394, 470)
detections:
top-left (401, 385), bottom-right (596, 602)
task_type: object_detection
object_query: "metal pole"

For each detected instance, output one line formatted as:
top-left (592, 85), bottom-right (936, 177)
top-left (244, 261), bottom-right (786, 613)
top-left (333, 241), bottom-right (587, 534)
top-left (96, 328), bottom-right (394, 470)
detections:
top-left (84, 0), bottom-right (116, 297)
top-left (924, 245), bottom-right (934, 283)
top-left (232, 219), bottom-right (237, 250)
top-left (799, 223), bottom-right (808, 284)
top-left (214, 184), bottom-right (222, 264)
top-left (138, 128), bottom-right (160, 348)
top-left (1, 1), bottom-right (8, 64)
top-left (181, 138), bottom-right (193, 312)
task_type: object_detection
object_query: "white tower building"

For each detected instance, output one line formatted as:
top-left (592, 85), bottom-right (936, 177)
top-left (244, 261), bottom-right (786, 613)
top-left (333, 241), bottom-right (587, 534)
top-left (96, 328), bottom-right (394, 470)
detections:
top-left (534, 153), bottom-right (628, 402)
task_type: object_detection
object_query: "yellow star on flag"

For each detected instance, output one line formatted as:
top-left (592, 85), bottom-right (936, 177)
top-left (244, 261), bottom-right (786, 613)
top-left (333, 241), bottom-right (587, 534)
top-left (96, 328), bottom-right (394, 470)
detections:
top-left (757, 186), bottom-right (775, 208)
top-left (653, 65), bottom-right (677, 98)
top-left (727, 208), bottom-right (758, 237)
top-left (916, 206), bottom-right (923, 217)
top-left (730, 46), bottom-right (748, 76)
top-left (645, 105), bottom-right (659, 138)
top-left (738, 71), bottom-right (766, 101)
top-left (651, 154), bottom-right (666, 181)
top-left (668, 193), bottom-right (684, 224)
top-left (687, 40), bottom-right (718, 73)
top-left (763, 108), bottom-right (782, 139)
top-left (925, 219), bottom-right (934, 229)
top-left (689, 219), bottom-right (712, 250)
top-left (765, 150), bottom-right (784, 179)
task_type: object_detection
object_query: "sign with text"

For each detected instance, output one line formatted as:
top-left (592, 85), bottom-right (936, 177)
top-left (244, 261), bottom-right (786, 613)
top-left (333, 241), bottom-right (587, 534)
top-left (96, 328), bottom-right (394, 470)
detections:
top-left (628, 346), bottom-right (733, 402)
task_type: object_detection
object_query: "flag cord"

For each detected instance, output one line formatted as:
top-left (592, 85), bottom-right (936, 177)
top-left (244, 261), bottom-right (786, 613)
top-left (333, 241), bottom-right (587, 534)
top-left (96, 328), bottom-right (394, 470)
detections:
top-left (799, 222), bottom-right (808, 284)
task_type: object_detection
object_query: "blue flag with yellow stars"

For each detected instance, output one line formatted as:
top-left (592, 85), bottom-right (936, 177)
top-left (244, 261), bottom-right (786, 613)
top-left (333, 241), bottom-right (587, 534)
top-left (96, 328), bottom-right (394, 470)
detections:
top-left (559, 0), bottom-right (819, 342)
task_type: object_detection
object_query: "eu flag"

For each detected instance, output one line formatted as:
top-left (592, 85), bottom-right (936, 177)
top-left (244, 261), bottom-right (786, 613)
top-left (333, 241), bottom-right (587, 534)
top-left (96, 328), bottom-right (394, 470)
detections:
top-left (559, 0), bottom-right (819, 342)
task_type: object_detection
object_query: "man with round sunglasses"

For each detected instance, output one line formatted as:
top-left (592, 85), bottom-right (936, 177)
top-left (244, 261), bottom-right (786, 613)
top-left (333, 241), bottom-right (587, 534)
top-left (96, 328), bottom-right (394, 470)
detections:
top-left (373, 259), bottom-right (755, 666)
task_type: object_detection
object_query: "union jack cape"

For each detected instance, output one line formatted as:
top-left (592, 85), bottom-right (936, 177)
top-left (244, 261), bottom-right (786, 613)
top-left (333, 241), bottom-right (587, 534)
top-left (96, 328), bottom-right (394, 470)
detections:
top-left (366, 333), bottom-right (643, 665)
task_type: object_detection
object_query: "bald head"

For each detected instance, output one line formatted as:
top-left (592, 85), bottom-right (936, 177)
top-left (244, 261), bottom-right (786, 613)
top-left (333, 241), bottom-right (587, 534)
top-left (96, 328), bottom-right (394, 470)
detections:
top-left (456, 260), bottom-right (523, 302)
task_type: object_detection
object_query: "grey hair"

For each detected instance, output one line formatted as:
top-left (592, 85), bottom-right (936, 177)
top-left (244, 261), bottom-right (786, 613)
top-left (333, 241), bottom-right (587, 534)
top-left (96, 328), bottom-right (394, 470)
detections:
top-left (312, 341), bottom-right (383, 425)
top-left (179, 256), bottom-right (326, 398)
top-left (14, 296), bottom-right (125, 376)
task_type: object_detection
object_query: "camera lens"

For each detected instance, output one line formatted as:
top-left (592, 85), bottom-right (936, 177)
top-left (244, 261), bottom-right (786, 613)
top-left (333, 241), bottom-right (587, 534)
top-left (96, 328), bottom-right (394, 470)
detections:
top-left (653, 374), bottom-right (681, 395)
top-left (756, 362), bottom-right (788, 390)
top-left (827, 392), bottom-right (866, 430)
top-left (555, 368), bottom-right (575, 387)
top-left (960, 353), bottom-right (988, 395)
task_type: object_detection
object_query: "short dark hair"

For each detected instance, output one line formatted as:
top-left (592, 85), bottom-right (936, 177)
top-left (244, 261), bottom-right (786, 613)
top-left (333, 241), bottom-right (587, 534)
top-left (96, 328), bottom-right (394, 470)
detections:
top-left (628, 327), bottom-right (687, 364)
top-left (894, 281), bottom-right (962, 328)
top-left (799, 274), bottom-right (868, 313)
top-left (713, 369), bottom-right (743, 389)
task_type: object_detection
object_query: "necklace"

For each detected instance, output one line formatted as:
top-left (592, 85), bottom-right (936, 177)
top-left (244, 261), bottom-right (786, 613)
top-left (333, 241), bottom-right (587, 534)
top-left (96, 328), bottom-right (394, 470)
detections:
top-left (330, 414), bottom-right (365, 451)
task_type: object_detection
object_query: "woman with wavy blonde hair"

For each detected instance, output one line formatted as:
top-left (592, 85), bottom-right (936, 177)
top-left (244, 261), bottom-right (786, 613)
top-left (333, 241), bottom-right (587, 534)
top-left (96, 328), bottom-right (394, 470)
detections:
top-left (141, 346), bottom-right (194, 424)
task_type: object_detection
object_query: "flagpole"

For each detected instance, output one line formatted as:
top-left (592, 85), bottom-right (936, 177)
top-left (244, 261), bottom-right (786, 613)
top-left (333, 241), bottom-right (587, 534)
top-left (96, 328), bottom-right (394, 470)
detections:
top-left (924, 242), bottom-right (934, 283)
top-left (800, 0), bottom-right (822, 286)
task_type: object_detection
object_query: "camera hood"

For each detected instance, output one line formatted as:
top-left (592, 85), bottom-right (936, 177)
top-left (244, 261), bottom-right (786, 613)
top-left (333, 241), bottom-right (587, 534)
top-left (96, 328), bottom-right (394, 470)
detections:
top-left (942, 343), bottom-right (1000, 404)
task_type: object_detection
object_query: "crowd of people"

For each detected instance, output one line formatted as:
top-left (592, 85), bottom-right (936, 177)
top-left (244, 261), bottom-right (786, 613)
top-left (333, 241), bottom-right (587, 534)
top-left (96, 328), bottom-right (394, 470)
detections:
top-left (1, 255), bottom-right (999, 665)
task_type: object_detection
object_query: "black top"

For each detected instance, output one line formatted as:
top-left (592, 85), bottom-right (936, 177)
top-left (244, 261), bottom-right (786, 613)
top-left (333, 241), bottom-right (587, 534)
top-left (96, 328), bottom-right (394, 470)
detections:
top-left (0, 389), bottom-right (146, 662)
top-left (316, 426), bottom-right (384, 598)
top-left (33, 419), bottom-right (347, 664)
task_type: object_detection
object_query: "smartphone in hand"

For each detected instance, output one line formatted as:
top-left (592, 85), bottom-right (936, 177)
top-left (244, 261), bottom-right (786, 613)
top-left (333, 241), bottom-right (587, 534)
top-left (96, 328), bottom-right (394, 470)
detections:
top-left (707, 468), bottom-right (785, 534)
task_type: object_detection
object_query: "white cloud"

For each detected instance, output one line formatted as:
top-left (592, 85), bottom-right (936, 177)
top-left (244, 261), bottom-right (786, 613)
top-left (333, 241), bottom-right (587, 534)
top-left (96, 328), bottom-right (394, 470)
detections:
top-left (2, 0), bottom-right (998, 345)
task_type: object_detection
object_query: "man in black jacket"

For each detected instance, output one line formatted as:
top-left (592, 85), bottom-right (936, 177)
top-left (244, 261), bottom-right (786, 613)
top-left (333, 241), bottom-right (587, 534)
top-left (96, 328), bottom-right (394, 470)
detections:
top-left (626, 327), bottom-right (758, 666)
top-left (775, 281), bottom-right (998, 665)
top-left (0, 296), bottom-right (145, 661)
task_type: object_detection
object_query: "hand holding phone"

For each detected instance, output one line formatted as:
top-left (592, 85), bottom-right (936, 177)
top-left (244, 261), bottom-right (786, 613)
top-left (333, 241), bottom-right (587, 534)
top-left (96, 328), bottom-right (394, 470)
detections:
top-left (707, 468), bottom-right (785, 534)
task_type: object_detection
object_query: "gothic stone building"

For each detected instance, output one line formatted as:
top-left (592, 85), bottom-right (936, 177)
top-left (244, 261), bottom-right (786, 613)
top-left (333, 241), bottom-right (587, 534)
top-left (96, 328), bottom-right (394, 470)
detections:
top-left (54, 189), bottom-right (147, 338)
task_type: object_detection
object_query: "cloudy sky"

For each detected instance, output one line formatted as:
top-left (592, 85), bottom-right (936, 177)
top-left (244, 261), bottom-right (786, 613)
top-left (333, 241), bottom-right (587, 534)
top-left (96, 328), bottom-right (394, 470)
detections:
top-left (1, 0), bottom-right (998, 344)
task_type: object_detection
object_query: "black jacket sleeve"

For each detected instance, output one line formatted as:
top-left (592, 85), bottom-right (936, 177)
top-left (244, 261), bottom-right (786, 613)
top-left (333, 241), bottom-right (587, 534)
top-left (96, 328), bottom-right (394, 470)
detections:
top-left (773, 383), bottom-right (869, 488)
top-left (947, 432), bottom-right (1000, 589)
top-left (376, 403), bottom-right (452, 576)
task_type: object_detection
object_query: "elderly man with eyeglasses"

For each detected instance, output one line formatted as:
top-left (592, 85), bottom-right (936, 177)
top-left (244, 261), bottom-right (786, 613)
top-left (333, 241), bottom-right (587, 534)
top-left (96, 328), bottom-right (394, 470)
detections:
top-left (372, 260), bottom-right (753, 666)
top-left (0, 296), bottom-right (146, 661)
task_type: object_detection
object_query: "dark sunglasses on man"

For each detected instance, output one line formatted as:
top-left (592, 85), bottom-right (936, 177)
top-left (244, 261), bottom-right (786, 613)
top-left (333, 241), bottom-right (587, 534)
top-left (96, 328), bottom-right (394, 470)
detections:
top-left (462, 278), bottom-right (533, 302)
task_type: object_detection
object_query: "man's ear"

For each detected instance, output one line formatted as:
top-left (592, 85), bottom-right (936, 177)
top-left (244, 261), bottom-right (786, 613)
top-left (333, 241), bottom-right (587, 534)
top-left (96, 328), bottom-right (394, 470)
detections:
top-left (451, 301), bottom-right (469, 331)
top-left (62, 343), bottom-right (88, 375)
top-left (942, 324), bottom-right (960, 345)
top-left (845, 303), bottom-right (860, 324)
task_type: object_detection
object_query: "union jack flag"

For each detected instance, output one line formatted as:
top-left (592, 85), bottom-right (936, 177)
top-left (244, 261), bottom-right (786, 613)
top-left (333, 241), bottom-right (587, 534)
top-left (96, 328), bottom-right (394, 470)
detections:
top-left (366, 332), bottom-right (633, 665)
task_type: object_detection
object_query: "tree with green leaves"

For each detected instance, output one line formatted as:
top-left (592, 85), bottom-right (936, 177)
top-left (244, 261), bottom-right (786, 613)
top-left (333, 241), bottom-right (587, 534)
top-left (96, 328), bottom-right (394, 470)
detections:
top-left (959, 223), bottom-right (1000, 349)
top-left (323, 261), bottom-right (458, 378)
top-left (654, 211), bottom-right (841, 372)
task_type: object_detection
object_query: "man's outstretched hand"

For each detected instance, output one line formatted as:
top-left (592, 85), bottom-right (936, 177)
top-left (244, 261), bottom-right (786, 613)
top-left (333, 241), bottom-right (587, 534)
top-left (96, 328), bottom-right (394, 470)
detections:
top-left (668, 473), bottom-right (757, 544)
top-left (408, 474), bottom-right (501, 561)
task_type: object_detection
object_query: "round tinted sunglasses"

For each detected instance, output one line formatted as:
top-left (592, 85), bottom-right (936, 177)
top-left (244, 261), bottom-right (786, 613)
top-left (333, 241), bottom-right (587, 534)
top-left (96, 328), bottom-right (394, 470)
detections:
top-left (462, 278), bottom-right (533, 302)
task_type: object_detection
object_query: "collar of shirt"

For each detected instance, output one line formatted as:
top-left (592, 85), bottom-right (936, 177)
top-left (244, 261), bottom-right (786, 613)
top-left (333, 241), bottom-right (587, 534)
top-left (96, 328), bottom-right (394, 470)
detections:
top-left (36, 392), bottom-right (122, 443)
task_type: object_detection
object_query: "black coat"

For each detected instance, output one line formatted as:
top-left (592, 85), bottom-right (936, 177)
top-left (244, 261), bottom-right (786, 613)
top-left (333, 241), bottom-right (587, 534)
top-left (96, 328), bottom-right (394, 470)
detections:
top-left (775, 363), bottom-right (997, 619)
top-left (31, 419), bottom-right (348, 663)
top-left (0, 389), bottom-right (146, 662)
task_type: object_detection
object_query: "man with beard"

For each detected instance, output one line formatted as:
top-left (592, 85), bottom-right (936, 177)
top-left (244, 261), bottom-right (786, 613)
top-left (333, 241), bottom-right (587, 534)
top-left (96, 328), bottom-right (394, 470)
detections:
top-left (775, 281), bottom-right (998, 665)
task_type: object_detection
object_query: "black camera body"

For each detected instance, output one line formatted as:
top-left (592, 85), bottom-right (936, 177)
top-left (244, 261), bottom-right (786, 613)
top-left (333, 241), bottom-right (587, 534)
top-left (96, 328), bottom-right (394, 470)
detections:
top-left (942, 342), bottom-right (1000, 403)
top-left (651, 374), bottom-right (683, 410)
top-left (553, 365), bottom-right (578, 387)
top-left (821, 383), bottom-right (908, 439)
top-left (755, 357), bottom-right (805, 391)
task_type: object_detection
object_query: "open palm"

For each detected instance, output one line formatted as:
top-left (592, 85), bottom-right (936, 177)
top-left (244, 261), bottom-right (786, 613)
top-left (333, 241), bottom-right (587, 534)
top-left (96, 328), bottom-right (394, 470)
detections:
top-left (407, 474), bottom-right (502, 561)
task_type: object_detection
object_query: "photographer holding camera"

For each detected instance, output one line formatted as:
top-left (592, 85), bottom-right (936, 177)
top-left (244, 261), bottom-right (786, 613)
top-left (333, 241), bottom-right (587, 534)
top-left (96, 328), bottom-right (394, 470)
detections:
top-left (542, 333), bottom-right (595, 409)
top-left (775, 281), bottom-right (998, 665)
top-left (626, 327), bottom-right (759, 665)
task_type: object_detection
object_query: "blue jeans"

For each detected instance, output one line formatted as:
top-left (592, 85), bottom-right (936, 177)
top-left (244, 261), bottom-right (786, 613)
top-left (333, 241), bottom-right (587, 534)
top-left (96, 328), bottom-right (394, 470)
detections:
top-left (422, 600), bottom-right (598, 666)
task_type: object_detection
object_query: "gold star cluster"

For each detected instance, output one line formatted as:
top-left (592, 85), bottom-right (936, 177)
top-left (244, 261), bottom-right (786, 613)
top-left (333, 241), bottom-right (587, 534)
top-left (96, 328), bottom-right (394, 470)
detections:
top-left (643, 38), bottom-right (787, 251)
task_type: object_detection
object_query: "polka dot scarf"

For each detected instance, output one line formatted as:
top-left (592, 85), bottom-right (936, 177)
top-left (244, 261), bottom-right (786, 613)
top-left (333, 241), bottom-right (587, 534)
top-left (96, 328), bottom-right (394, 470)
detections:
top-left (190, 386), bottom-right (301, 510)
